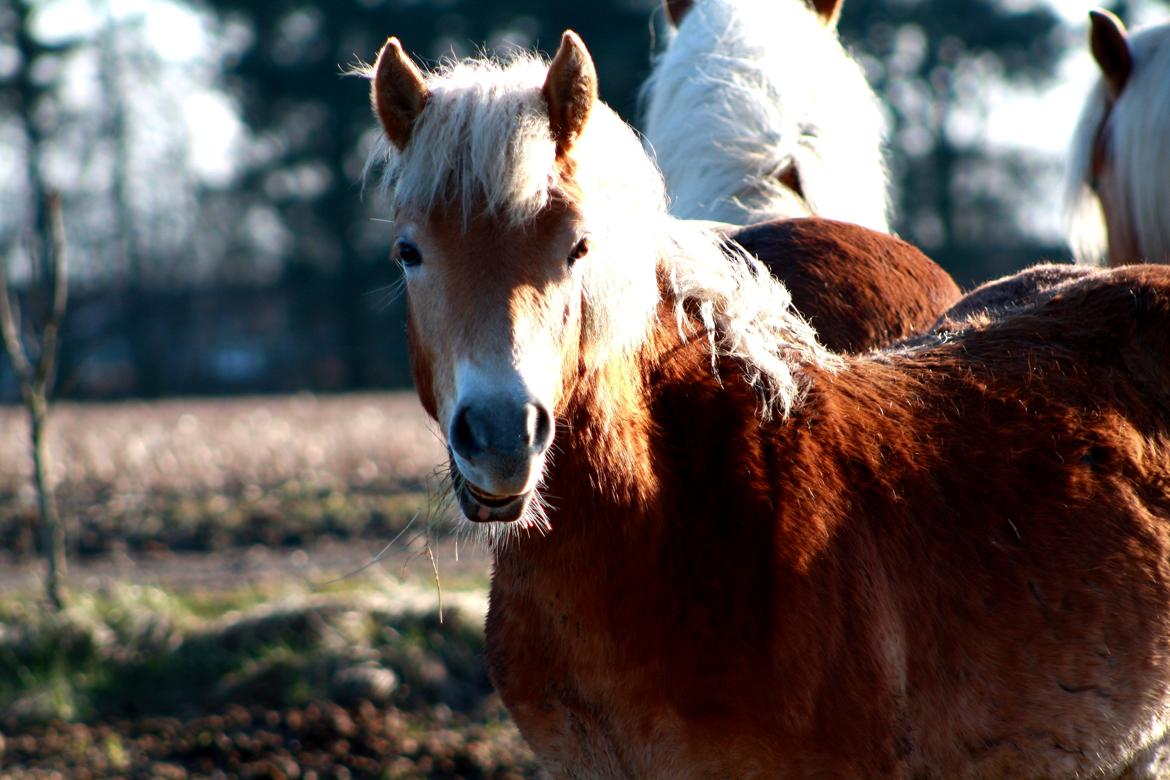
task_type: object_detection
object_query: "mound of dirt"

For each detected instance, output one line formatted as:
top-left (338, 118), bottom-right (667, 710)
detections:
top-left (1, 699), bottom-right (537, 779)
top-left (0, 588), bottom-right (537, 778)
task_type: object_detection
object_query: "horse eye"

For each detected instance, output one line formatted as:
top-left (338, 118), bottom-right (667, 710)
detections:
top-left (568, 235), bottom-right (590, 267)
top-left (394, 238), bottom-right (423, 268)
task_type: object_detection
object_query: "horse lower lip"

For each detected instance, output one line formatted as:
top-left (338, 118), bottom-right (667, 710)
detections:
top-left (457, 483), bottom-right (528, 523)
top-left (466, 485), bottom-right (521, 507)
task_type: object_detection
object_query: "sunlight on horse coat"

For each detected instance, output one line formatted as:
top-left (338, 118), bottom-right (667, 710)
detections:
top-left (641, 0), bottom-right (889, 230)
top-left (366, 31), bottom-right (1170, 779)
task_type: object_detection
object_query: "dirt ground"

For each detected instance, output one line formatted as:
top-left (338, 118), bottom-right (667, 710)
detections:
top-left (2, 700), bottom-right (538, 779)
top-left (0, 393), bottom-right (540, 779)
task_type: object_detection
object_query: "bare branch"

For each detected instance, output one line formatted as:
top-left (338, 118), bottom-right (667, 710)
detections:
top-left (0, 242), bottom-right (33, 386)
top-left (34, 193), bottom-right (68, 391)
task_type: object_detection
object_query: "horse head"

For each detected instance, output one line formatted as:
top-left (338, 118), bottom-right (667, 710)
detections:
top-left (663, 0), bottom-right (844, 28)
top-left (368, 33), bottom-right (664, 529)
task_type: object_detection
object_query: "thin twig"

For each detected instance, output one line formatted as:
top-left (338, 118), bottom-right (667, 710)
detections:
top-left (0, 246), bottom-right (32, 385)
top-left (313, 511), bottom-right (419, 589)
top-left (425, 529), bottom-right (443, 624)
top-left (35, 193), bottom-right (68, 390)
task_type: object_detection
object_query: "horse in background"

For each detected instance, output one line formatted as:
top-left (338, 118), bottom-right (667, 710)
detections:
top-left (1068, 10), bottom-right (1170, 265)
top-left (641, 0), bottom-right (889, 231)
top-left (368, 30), bottom-right (1170, 777)
top-left (727, 217), bottom-right (957, 353)
top-left (641, 0), bottom-right (954, 350)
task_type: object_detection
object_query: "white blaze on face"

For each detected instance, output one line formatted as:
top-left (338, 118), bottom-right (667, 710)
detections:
top-left (434, 257), bottom-right (575, 497)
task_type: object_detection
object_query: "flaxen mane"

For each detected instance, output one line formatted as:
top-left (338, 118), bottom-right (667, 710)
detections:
top-left (641, 0), bottom-right (888, 229)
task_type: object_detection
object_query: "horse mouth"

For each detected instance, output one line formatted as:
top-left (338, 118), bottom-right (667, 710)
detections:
top-left (455, 480), bottom-right (530, 523)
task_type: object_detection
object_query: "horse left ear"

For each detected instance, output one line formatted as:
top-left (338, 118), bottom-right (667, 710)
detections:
top-left (808, 0), bottom-right (844, 27)
top-left (371, 37), bottom-right (430, 150)
top-left (1089, 9), bottom-right (1132, 99)
top-left (543, 30), bottom-right (598, 156)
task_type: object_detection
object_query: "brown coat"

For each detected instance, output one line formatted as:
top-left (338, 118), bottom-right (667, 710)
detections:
top-left (486, 265), bottom-right (1170, 778)
top-left (729, 218), bottom-right (960, 353)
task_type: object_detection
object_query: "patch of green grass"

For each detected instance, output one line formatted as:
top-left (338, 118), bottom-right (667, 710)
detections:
top-left (0, 580), bottom-right (491, 725)
top-left (101, 731), bottom-right (130, 771)
top-left (166, 586), bottom-right (283, 621)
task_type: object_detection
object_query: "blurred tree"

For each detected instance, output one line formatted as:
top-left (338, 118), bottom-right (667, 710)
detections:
top-left (0, 194), bottom-right (70, 610)
top-left (4, 0), bottom-right (1170, 400)
top-left (0, 0), bottom-right (68, 270)
top-left (1, 1), bottom-right (250, 397)
top-left (837, 0), bottom-right (1066, 282)
top-left (837, 0), bottom-right (1170, 282)
top-left (98, 11), bottom-right (162, 396)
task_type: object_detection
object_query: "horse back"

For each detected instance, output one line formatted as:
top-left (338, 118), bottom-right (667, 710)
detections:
top-left (729, 217), bottom-right (960, 353)
top-left (937, 264), bottom-right (1170, 402)
top-left (806, 264), bottom-right (1170, 774)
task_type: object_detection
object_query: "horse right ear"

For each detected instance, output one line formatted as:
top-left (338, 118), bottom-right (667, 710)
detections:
top-left (370, 37), bottom-right (429, 150)
top-left (808, 0), bottom-right (844, 27)
top-left (663, 0), bottom-right (694, 27)
top-left (1089, 9), bottom-right (1132, 99)
top-left (543, 31), bottom-right (599, 156)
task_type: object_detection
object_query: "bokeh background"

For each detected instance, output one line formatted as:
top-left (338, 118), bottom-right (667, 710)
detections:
top-left (1, 1), bottom-right (1169, 777)
top-left (1, 0), bottom-right (1168, 400)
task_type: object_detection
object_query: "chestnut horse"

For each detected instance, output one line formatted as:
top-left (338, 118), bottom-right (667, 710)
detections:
top-left (641, 0), bottom-right (889, 231)
top-left (1068, 10), bottom-right (1170, 266)
top-left (367, 31), bottom-right (1170, 777)
top-left (727, 217), bottom-right (957, 353)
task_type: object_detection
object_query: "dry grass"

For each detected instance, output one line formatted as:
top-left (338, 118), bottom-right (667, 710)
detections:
top-left (0, 391), bottom-right (443, 499)
top-left (0, 392), bottom-right (449, 558)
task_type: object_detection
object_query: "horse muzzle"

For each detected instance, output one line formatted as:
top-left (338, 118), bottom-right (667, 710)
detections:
top-left (447, 397), bottom-right (553, 523)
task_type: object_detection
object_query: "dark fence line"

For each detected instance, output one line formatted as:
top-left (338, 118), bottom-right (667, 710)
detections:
top-left (0, 275), bottom-right (412, 402)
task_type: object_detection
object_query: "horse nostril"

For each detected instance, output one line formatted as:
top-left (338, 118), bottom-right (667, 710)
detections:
top-left (451, 404), bottom-right (487, 460)
top-left (452, 399), bottom-right (552, 463)
top-left (527, 403), bottom-right (554, 454)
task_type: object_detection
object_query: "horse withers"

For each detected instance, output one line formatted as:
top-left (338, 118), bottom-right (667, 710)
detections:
top-left (367, 30), bottom-right (1170, 778)
top-left (728, 217), bottom-right (957, 353)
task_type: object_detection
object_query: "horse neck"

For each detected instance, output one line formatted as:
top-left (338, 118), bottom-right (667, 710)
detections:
top-left (556, 300), bottom-right (696, 522)
top-left (500, 296), bottom-right (756, 560)
top-left (487, 298), bottom-right (857, 651)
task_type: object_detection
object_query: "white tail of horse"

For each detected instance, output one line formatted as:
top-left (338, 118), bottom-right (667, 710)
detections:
top-left (641, 0), bottom-right (889, 230)
top-left (1066, 15), bottom-right (1170, 265)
